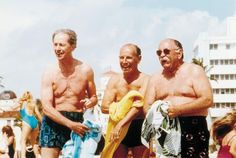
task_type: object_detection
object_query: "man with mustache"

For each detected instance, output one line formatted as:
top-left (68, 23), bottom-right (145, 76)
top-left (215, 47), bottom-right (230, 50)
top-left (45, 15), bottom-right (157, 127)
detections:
top-left (144, 38), bottom-right (213, 158)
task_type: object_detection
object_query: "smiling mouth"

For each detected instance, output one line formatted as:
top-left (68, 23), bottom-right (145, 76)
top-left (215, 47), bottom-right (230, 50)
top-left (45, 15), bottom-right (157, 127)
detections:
top-left (121, 65), bottom-right (131, 70)
top-left (56, 51), bottom-right (64, 56)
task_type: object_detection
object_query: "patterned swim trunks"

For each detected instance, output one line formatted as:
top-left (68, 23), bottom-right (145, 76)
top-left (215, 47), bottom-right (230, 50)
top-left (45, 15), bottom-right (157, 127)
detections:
top-left (39, 111), bottom-right (83, 149)
top-left (179, 116), bottom-right (210, 158)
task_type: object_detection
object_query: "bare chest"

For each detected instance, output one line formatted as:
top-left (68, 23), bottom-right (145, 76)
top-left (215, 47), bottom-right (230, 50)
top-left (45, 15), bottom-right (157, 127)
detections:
top-left (156, 76), bottom-right (195, 99)
top-left (52, 73), bottom-right (87, 97)
top-left (115, 81), bottom-right (143, 101)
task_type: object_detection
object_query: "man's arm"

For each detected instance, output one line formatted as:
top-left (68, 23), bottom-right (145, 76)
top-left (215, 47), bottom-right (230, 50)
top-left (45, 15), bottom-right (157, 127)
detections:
top-left (109, 75), bottom-right (149, 142)
top-left (143, 76), bottom-right (157, 115)
top-left (34, 102), bottom-right (43, 122)
top-left (41, 70), bottom-right (88, 136)
top-left (80, 67), bottom-right (97, 109)
top-left (101, 76), bottom-right (117, 114)
top-left (168, 64), bottom-right (213, 117)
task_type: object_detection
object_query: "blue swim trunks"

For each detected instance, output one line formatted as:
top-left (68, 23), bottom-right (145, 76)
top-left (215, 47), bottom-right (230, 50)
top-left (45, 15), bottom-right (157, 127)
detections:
top-left (39, 111), bottom-right (83, 149)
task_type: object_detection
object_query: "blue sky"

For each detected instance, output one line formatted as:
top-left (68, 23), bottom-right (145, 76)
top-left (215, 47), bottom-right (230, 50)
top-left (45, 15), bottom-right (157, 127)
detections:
top-left (0, 0), bottom-right (235, 98)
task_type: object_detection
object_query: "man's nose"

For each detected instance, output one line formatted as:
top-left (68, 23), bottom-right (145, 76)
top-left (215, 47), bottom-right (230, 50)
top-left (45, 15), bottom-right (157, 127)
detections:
top-left (55, 45), bottom-right (61, 50)
top-left (122, 57), bottom-right (128, 63)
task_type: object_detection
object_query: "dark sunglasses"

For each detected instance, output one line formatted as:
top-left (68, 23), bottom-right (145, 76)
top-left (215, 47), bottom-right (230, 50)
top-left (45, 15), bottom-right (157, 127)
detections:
top-left (156, 49), bottom-right (171, 56)
top-left (156, 48), bottom-right (180, 56)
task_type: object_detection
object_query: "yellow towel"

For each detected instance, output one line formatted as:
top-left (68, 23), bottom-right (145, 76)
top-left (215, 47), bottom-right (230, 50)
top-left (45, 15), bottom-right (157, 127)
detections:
top-left (101, 90), bottom-right (144, 158)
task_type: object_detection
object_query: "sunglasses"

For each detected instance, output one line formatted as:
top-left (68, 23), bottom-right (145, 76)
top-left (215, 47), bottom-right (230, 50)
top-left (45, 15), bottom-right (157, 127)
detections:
top-left (156, 48), bottom-right (180, 56)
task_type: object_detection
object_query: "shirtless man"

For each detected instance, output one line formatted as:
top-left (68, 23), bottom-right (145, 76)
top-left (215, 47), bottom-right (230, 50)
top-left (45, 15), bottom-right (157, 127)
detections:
top-left (144, 38), bottom-right (213, 158)
top-left (101, 44), bottom-right (150, 158)
top-left (39, 29), bottom-right (97, 158)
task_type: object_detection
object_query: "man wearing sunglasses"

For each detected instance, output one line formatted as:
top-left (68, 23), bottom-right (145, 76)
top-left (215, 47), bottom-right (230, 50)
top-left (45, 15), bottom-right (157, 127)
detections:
top-left (144, 38), bottom-right (213, 158)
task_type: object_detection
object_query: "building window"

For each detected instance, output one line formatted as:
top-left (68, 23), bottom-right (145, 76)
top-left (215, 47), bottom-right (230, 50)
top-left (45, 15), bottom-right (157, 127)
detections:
top-left (220, 75), bottom-right (225, 80)
top-left (213, 88), bottom-right (236, 94)
top-left (210, 44), bottom-right (218, 50)
top-left (7, 120), bottom-right (11, 125)
top-left (209, 44), bottom-right (218, 50)
top-left (225, 75), bottom-right (229, 80)
top-left (220, 60), bottom-right (224, 65)
top-left (211, 74), bottom-right (236, 80)
top-left (210, 44), bottom-right (213, 50)
top-left (226, 44), bottom-right (231, 49)
top-left (230, 74), bottom-right (234, 80)
top-left (213, 102), bottom-right (236, 109)
top-left (225, 60), bottom-right (229, 65)
top-left (230, 89), bottom-right (234, 94)
top-left (210, 60), bottom-right (213, 65)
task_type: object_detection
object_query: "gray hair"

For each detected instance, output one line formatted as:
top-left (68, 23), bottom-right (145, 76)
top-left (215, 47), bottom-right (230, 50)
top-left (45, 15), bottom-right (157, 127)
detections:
top-left (52, 29), bottom-right (77, 46)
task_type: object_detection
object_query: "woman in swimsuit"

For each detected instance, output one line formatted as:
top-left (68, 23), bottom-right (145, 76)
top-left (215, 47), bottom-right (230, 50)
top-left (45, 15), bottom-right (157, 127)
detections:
top-left (14, 91), bottom-right (42, 158)
top-left (211, 110), bottom-right (236, 158)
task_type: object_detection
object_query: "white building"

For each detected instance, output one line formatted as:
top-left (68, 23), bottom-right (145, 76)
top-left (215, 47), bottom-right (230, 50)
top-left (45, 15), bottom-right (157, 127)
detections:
top-left (0, 90), bottom-right (19, 128)
top-left (193, 17), bottom-right (236, 118)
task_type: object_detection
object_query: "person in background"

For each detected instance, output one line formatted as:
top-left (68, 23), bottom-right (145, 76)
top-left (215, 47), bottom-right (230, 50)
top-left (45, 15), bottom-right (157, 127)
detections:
top-left (13, 121), bottom-right (21, 158)
top-left (144, 38), bottom-right (213, 158)
top-left (40, 28), bottom-right (97, 158)
top-left (12, 91), bottom-right (42, 158)
top-left (211, 110), bottom-right (236, 158)
top-left (2, 125), bottom-right (14, 158)
top-left (101, 43), bottom-right (150, 158)
top-left (0, 135), bottom-right (9, 158)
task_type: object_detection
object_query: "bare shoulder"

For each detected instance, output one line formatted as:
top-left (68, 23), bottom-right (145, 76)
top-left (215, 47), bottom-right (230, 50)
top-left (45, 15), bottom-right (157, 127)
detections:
top-left (184, 63), bottom-right (205, 75)
top-left (150, 71), bottom-right (162, 83)
top-left (42, 64), bottom-right (57, 79)
top-left (140, 72), bottom-right (150, 80)
top-left (76, 60), bottom-right (93, 73)
top-left (139, 72), bottom-right (150, 85)
top-left (108, 73), bottom-right (121, 85)
top-left (104, 73), bottom-right (121, 91)
top-left (74, 61), bottom-right (95, 80)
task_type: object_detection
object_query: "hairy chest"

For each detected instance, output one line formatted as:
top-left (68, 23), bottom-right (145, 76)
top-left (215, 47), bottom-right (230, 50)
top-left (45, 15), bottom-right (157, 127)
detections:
top-left (52, 73), bottom-right (87, 97)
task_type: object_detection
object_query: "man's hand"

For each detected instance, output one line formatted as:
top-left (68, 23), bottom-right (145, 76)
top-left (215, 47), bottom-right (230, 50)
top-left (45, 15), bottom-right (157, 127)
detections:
top-left (167, 105), bottom-right (180, 118)
top-left (80, 98), bottom-right (92, 110)
top-left (109, 122), bottom-right (122, 142)
top-left (70, 122), bottom-right (90, 137)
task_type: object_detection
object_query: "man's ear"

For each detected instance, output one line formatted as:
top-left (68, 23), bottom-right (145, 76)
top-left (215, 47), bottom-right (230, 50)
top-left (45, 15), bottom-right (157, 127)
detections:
top-left (71, 44), bottom-right (76, 51)
top-left (138, 55), bottom-right (142, 63)
top-left (177, 49), bottom-right (183, 59)
top-left (139, 55), bottom-right (142, 60)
